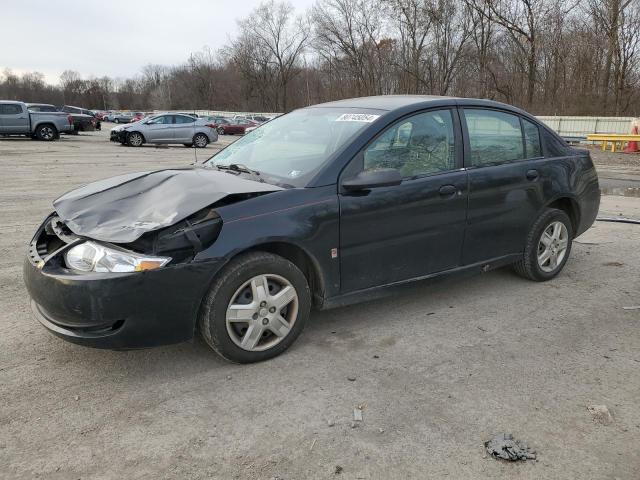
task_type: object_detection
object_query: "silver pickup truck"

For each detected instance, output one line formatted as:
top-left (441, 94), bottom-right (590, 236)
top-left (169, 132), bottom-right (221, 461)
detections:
top-left (0, 100), bottom-right (74, 141)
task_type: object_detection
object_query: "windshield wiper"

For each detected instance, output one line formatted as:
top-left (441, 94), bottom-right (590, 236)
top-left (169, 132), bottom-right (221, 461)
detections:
top-left (214, 163), bottom-right (262, 179)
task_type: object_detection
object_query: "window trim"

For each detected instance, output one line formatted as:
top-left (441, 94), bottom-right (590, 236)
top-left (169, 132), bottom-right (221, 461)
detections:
top-left (339, 106), bottom-right (464, 189)
top-left (459, 106), bottom-right (544, 169)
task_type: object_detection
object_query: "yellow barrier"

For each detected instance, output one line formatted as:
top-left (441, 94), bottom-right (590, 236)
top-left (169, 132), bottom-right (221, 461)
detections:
top-left (586, 134), bottom-right (640, 152)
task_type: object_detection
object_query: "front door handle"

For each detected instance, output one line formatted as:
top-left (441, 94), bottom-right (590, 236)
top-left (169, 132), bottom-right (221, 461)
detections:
top-left (439, 184), bottom-right (457, 196)
top-left (526, 169), bottom-right (539, 181)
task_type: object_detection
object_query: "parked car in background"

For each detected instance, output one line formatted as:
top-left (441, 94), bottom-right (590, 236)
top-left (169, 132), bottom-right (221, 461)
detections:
top-left (58, 105), bottom-right (99, 133)
top-left (1, 101), bottom-right (73, 140)
top-left (110, 112), bottom-right (136, 124)
top-left (210, 118), bottom-right (257, 135)
top-left (233, 114), bottom-right (270, 124)
top-left (22, 96), bottom-right (600, 363)
top-left (110, 113), bottom-right (218, 147)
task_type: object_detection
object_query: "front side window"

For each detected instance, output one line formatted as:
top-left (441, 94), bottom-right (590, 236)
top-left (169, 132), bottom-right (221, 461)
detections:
top-left (147, 115), bottom-right (169, 125)
top-left (206, 107), bottom-right (380, 187)
top-left (464, 109), bottom-right (524, 166)
top-left (363, 109), bottom-right (456, 178)
top-left (523, 118), bottom-right (542, 158)
top-left (0, 104), bottom-right (23, 115)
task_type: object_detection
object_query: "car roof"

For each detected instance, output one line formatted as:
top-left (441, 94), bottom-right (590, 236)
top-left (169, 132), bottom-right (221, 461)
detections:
top-left (311, 95), bottom-right (518, 112)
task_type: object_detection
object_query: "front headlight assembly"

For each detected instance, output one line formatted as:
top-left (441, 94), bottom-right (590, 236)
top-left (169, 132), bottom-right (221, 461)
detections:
top-left (65, 241), bottom-right (171, 273)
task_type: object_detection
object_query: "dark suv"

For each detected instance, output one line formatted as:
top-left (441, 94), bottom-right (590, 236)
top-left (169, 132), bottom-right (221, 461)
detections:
top-left (24, 96), bottom-right (599, 363)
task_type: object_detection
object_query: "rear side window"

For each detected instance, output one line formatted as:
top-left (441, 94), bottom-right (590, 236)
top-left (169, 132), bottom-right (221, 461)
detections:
top-left (363, 109), bottom-right (456, 178)
top-left (464, 109), bottom-right (524, 166)
top-left (174, 115), bottom-right (195, 124)
top-left (0, 104), bottom-right (23, 115)
top-left (523, 118), bottom-right (542, 158)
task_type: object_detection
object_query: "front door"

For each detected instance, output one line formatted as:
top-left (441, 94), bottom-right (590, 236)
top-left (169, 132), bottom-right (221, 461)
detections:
top-left (339, 108), bottom-right (468, 293)
top-left (144, 115), bottom-right (173, 142)
top-left (460, 108), bottom-right (547, 264)
top-left (0, 103), bottom-right (29, 134)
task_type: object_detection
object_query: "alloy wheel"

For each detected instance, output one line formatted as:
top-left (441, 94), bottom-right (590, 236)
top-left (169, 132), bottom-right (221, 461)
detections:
top-left (129, 133), bottom-right (143, 146)
top-left (41, 127), bottom-right (54, 140)
top-left (537, 220), bottom-right (569, 272)
top-left (194, 134), bottom-right (207, 147)
top-left (225, 274), bottom-right (299, 352)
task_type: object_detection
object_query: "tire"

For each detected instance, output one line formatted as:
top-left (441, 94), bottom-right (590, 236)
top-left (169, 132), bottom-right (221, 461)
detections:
top-left (199, 252), bottom-right (311, 363)
top-left (183, 143), bottom-right (193, 147)
top-left (35, 124), bottom-right (57, 141)
top-left (193, 133), bottom-right (208, 148)
top-left (114, 119), bottom-right (120, 124)
top-left (514, 208), bottom-right (573, 281)
top-left (127, 132), bottom-right (144, 147)
top-left (217, 127), bottom-right (225, 135)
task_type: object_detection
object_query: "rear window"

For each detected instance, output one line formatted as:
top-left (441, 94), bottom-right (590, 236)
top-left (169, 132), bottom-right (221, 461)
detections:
top-left (523, 118), bottom-right (542, 158)
top-left (464, 109), bottom-right (524, 166)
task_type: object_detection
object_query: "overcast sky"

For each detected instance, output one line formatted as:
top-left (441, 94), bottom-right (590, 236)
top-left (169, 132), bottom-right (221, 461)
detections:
top-left (2, 0), bottom-right (316, 84)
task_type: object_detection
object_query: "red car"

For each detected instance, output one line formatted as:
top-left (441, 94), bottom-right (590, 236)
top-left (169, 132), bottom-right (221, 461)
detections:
top-left (205, 117), bottom-right (257, 135)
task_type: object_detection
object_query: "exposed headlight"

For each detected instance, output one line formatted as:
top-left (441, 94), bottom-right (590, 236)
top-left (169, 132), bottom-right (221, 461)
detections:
top-left (65, 241), bottom-right (171, 273)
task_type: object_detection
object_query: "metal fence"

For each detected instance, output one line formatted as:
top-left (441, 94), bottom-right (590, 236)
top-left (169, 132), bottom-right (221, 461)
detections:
top-left (151, 110), bottom-right (637, 137)
top-left (536, 116), bottom-right (635, 137)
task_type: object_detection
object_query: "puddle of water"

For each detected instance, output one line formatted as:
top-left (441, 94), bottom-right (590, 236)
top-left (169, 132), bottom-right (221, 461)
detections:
top-left (600, 187), bottom-right (640, 197)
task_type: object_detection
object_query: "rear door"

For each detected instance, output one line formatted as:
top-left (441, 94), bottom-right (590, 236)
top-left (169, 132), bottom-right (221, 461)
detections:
top-left (172, 114), bottom-right (196, 142)
top-left (0, 103), bottom-right (29, 134)
top-left (339, 108), bottom-right (468, 293)
top-left (460, 108), bottom-right (546, 264)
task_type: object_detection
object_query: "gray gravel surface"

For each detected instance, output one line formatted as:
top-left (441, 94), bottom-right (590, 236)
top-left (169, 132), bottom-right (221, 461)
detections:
top-left (1, 129), bottom-right (639, 479)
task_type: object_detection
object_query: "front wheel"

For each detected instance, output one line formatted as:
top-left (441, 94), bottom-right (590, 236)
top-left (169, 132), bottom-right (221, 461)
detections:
top-left (199, 252), bottom-right (311, 363)
top-left (127, 132), bottom-right (144, 147)
top-left (514, 208), bottom-right (573, 281)
top-left (35, 124), bottom-right (57, 141)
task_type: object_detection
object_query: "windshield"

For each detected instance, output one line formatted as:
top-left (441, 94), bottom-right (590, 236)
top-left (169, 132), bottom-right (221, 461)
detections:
top-left (205, 107), bottom-right (382, 187)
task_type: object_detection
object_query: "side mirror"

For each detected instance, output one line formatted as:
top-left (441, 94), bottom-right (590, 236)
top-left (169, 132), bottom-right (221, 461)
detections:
top-left (342, 168), bottom-right (402, 192)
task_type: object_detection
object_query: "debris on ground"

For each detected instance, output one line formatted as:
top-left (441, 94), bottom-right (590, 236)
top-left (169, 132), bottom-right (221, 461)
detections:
top-left (334, 465), bottom-right (343, 475)
top-left (372, 355), bottom-right (380, 359)
top-left (347, 376), bottom-right (356, 382)
top-left (587, 405), bottom-right (614, 425)
top-left (327, 419), bottom-right (335, 427)
top-left (484, 433), bottom-right (536, 461)
top-left (603, 261), bottom-right (624, 267)
top-left (622, 306), bottom-right (640, 310)
top-left (353, 408), bottom-right (363, 422)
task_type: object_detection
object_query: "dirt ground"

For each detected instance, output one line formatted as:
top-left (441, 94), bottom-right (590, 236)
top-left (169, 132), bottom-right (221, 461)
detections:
top-left (1, 128), bottom-right (639, 479)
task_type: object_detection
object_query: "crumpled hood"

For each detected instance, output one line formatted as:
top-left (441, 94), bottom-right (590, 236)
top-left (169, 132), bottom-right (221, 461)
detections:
top-left (53, 167), bottom-right (283, 243)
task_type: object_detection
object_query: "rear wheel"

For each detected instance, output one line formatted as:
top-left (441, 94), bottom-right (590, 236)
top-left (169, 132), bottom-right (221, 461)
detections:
top-left (514, 208), bottom-right (573, 281)
top-left (35, 124), bottom-right (57, 141)
top-left (114, 119), bottom-right (120, 124)
top-left (127, 132), bottom-right (144, 147)
top-left (199, 252), bottom-right (311, 363)
top-left (217, 127), bottom-right (225, 135)
top-left (193, 133), bottom-right (208, 148)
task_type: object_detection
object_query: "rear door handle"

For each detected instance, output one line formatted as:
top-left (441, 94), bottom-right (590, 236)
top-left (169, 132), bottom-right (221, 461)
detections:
top-left (526, 169), bottom-right (539, 181)
top-left (439, 184), bottom-right (457, 196)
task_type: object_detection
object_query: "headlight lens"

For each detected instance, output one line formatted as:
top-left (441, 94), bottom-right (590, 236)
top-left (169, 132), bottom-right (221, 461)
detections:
top-left (65, 241), bottom-right (171, 273)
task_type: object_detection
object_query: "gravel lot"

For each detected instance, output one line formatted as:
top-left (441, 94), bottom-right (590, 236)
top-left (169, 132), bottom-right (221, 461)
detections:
top-left (1, 128), bottom-right (639, 479)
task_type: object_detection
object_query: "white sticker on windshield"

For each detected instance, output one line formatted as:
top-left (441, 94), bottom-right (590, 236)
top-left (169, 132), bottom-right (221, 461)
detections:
top-left (335, 113), bottom-right (380, 123)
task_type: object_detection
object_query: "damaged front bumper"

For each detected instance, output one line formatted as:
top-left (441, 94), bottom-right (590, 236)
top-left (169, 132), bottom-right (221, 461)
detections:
top-left (110, 129), bottom-right (127, 143)
top-left (23, 215), bottom-right (222, 349)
